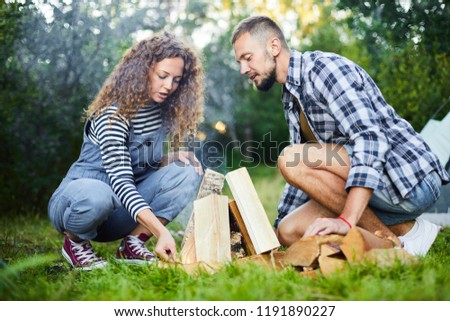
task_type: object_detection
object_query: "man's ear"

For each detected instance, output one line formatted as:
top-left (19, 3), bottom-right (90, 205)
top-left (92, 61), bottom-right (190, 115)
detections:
top-left (268, 37), bottom-right (282, 57)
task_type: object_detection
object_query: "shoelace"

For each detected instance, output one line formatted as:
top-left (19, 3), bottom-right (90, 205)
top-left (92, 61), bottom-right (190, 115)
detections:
top-left (127, 236), bottom-right (154, 258)
top-left (72, 241), bottom-right (101, 264)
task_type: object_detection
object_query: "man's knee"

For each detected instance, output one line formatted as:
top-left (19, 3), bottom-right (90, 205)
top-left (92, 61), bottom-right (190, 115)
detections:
top-left (276, 219), bottom-right (302, 247)
top-left (278, 144), bottom-right (307, 183)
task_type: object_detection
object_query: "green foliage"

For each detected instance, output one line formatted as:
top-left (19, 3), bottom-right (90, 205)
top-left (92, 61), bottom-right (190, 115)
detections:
top-left (376, 42), bottom-right (450, 130)
top-left (337, 0), bottom-right (450, 55)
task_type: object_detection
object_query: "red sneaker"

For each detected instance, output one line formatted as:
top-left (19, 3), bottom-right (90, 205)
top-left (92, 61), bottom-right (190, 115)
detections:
top-left (116, 233), bottom-right (156, 264)
top-left (62, 235), bottom-right (108, 271)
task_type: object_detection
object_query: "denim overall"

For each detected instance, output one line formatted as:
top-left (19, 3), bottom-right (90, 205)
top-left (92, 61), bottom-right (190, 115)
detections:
top-left (48, 112), bottom-right (200, 242)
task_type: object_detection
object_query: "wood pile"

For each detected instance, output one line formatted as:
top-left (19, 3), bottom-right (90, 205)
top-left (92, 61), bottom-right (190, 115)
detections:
top-left (282, 227), bottom-right (417, 277)
top-left (172, 168), bottom-right (417, 276)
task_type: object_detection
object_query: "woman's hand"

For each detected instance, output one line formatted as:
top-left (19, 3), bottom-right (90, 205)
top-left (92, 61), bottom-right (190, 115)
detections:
top-left (161, 150), bottom-right (203, 175)
top-left (136, 209), bottom-right (180, 262)
top-left (154, 228), bottom-right (179, 262)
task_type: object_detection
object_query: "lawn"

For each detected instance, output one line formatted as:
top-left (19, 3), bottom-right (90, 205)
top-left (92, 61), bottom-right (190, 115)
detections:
top-left (1, 166), bottom-right (450, 301)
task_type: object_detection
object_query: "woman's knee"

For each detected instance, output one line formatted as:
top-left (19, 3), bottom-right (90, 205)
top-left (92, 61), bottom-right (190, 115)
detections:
top-left (160, 161), bottom-right (201, 192)
top-left (74, 180), bottom-right (118, 212)
top-left (65, 180), bottom-right (119, 225)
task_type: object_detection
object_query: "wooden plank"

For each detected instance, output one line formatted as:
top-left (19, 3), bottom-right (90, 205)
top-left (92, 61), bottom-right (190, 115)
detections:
top-left (225, 167), bottom-right (280, 254)
top-left (180, 169), bottom-right (225, 263)
top-left (180, 232), bottom-right (196, 264)
top-left (194, 194), bottom-right (231, 264)
top-left (341, 227), bottom-right (393, 263)
top-left (229, 200), bottom-right (257, 256)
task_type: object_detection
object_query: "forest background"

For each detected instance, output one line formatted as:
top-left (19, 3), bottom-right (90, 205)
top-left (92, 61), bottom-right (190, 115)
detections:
top-left (1, 0), bottom-right (449, 217)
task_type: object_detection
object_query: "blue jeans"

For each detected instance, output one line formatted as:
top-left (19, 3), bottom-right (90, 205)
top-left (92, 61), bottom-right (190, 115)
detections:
top-left (343, 145), bottom-right (441, 225)
top-left (48, 162), bottom-right (200, 242)
top-left (369, 171), bottom-right (441, 225)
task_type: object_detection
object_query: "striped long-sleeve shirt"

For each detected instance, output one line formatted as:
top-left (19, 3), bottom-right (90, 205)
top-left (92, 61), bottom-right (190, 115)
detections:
top-left (88, 105), bottom-right (162, 221)
top-left (275, 50), bottom-right (449, 227)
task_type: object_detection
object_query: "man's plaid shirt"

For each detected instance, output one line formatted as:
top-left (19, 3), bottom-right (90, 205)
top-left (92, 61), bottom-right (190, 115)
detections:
top-left (275, 50), bottom-right (449, 227)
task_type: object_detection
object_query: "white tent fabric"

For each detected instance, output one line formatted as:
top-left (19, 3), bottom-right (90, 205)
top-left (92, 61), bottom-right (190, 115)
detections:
top-left (420, 111), bottom-right (450, 168)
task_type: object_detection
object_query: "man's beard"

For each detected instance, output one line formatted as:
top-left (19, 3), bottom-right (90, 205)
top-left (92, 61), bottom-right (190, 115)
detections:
top-left (256, 59), bottom-right (276, 92)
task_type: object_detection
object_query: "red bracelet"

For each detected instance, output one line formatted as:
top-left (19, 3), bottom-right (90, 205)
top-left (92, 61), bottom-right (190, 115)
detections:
top-left (337, 216), bottom-right (352, 229)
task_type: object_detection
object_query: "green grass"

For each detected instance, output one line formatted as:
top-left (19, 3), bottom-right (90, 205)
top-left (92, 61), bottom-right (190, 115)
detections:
top-left (1, 166), bottom-right (450, 301)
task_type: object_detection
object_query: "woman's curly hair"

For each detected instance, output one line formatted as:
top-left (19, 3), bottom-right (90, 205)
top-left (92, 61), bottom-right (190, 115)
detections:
top-left (85, 31), bottom-right (204, 142)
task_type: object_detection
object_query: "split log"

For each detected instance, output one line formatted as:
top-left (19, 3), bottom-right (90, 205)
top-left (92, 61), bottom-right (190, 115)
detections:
top-left (363, 248), bottom-right (418, 267)
top-left (229, 200), bottom-right (257, 256)
top-left (225, 168), bottom-right (280, 254)
top-left (194, 194), bottom-right (231, 265)
top-left (180, 169), bottom-right (225, 264)
top-left (237, 250), bottom-right (285, 270)
top-left (283, 234), bottom-right (344, 267)
top-left (320, 243), bottom-right (341, 257)
top-left (283, 237), bottom-right (320, 267)
top-left (340, 227), bottom-right (393, 263)
top-left (318, 256), bottom-right (347, 277)
top-left (230, 231), bottom-right (246, 259)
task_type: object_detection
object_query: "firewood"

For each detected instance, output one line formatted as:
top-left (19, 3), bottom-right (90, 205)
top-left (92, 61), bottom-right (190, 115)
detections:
top-left (363, 248), bottom-right (419, 267)
top-left (237, 254), bottom-right (271, 269)
top-left (340, 227), bottom-right (393, 263)
top-left (180, 233), bottom-right (196, 264)
top-left (270, 250), bottom-right (286, 270)
top-left (283, 237), bottom-right (320, 267)
top-left (194, 194), bottom-right (231, 265)
top-left (229, 200), bottom-right (257, 256)
top-left (318, 256), bottom-right (347, 277)
top-left (283, 234), bottom-right (344, 267)
top-left (237, 250), bottom-right (285, 270)
top-left (320, 243), bottom-right (341, 257)
top-left (230, 231), bottom-right (246, 259)
top-left (225, 168), bottom-right (280, 254)
top-left (181, 169), bottom-right (225, 264)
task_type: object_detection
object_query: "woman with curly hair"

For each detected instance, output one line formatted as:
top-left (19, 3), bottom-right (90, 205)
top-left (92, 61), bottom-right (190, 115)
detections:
top-left (48, 31), bottom-right (204, 270)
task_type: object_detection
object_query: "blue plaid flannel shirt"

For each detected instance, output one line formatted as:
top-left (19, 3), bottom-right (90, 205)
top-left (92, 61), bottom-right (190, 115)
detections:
top-left (275, 50), bottom-right (449, 227)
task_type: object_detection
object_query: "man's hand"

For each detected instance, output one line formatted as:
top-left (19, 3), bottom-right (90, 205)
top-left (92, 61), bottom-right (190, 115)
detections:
top-left (304, 187), bottom-right (372, 237)
top-left (303, 217), bottom-right (351, 237)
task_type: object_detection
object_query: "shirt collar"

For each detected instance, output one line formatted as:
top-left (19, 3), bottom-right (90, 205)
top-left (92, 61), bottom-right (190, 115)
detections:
top-left (282, 50), bottom-right (303, 105)
top-left (285, 49), bottom-right (303, 88)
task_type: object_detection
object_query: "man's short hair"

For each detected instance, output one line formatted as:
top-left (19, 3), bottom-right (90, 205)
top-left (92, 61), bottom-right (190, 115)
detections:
top-left (231, 15), bottom-right (288, 49)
